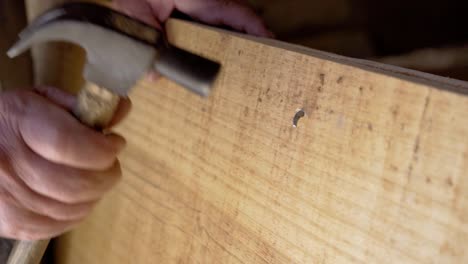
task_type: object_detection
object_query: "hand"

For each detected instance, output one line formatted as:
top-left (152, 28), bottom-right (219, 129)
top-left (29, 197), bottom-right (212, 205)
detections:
top-left (0, 86), bottom-right (129, 240)
top-left (114, 0), bottom-right (273, 37)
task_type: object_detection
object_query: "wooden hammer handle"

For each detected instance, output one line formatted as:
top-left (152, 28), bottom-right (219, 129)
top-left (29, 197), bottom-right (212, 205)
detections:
top-left (7, 82), bottom-right (120, 264)
top-left (74, 81), bottom-right (121, 129)
top-left (7, 240), bottom-right (49, 264)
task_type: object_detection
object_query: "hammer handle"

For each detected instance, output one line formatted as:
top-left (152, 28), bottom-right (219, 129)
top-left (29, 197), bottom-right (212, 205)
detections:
top-left (7, 82), bottom-right (120, 264)
top-left (74, 81), bottom-right (121, 129)
top-left (7, 240), bottom-right (49, 264)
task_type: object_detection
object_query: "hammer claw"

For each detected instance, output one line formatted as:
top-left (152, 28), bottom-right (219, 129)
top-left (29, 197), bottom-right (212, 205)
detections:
top-left (8, 2), bottom-right (220, 96)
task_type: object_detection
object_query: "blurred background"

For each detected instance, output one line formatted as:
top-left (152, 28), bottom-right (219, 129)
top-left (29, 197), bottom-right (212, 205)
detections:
top-left (249, 0), bottom-right (468, 80)
top-left (0, 0), bottom-right (32, 91)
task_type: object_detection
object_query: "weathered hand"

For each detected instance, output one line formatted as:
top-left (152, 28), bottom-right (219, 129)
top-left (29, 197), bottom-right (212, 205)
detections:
top-left (114, 0), bottom-right (273, 37)
top-left (0, 87), bottom-right (128, 240)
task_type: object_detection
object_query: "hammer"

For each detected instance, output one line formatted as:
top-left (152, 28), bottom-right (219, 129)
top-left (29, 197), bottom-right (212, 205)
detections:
top-left (6, 2), bottom-right (220, 263)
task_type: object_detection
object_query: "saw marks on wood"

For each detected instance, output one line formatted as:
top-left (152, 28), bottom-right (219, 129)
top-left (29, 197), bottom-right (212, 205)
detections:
top-left (55, 19), bottom-right (468, 263)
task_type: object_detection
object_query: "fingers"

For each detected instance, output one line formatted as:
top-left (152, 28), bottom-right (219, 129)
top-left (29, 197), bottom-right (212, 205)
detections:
top-left (34, 86), bottom-right (132, 128)
top-left (0, 90), bottom-right (125, 240)
top-left (113, 0), bottom-right (162, 28)
top-left (18, 92), bottom-right (125, 170)
top-left (0, 162), bottom-right (94, 222)
top-left (0, 200), bottom-right (80, 241)
top-left (34, 86), bottom-right (76, 111)
top-left (14, 147), bottom-right (122, 204)
top-left (173, 0), bottom-right (274, 37)
top-left (116, 0), bottom-right (273, 37)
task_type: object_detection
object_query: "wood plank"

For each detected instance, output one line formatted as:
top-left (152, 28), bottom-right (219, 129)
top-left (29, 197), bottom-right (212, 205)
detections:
top-left (52, 19), bottom-right (468, 263)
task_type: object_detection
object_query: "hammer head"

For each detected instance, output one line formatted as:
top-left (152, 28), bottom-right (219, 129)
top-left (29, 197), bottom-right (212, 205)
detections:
top-left (8, 3), bottom-right (220, 96)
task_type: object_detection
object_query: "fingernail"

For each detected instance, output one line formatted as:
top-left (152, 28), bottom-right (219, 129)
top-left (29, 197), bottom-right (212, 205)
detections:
top-left (106, 134), bottom-right (127, 153)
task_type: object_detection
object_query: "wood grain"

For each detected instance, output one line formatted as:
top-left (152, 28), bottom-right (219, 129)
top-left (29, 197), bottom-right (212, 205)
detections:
top-left (53, 20), bottom-right (468, 263)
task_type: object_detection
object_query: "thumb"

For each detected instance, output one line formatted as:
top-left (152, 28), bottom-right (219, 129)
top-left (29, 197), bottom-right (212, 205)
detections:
top-left (34, 86), bottom-right (76, 112)
top-left (34, 86), bottom-right (132, 129)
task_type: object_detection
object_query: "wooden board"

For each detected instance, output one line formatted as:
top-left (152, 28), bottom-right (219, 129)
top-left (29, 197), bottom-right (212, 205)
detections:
top-left (48, 19), bottom-right (468, 263)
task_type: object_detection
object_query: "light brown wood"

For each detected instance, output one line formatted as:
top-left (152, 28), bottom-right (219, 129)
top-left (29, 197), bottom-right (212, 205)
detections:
top-left (74, 82), bottom-right (120, 129)
top-left (48, 19), bottom-right (468, 263)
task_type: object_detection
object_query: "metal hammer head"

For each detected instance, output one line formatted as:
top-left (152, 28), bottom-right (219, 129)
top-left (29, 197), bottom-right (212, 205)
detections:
top-left (8, 2), bottom-right (220, 96)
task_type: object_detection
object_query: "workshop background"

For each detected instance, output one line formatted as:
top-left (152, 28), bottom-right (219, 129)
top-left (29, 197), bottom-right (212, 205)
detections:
top-left (0, 0), bottom-right (468, 262)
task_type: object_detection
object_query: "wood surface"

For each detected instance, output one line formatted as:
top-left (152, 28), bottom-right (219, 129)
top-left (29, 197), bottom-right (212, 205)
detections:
top-left (47, 19), bottom-right (468, 263)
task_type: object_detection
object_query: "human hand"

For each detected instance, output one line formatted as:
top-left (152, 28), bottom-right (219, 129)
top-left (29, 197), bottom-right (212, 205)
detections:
top-left (0, 86), bottom-right (129, 240)
top-left (114, 0), bottom-right (273, 37)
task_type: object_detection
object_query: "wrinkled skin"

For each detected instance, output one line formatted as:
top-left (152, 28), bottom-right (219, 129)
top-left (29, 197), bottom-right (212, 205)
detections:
top-left (0, 87), bottom-right (128, 240)
top-left (0, 0), bottom-right (268, 240)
